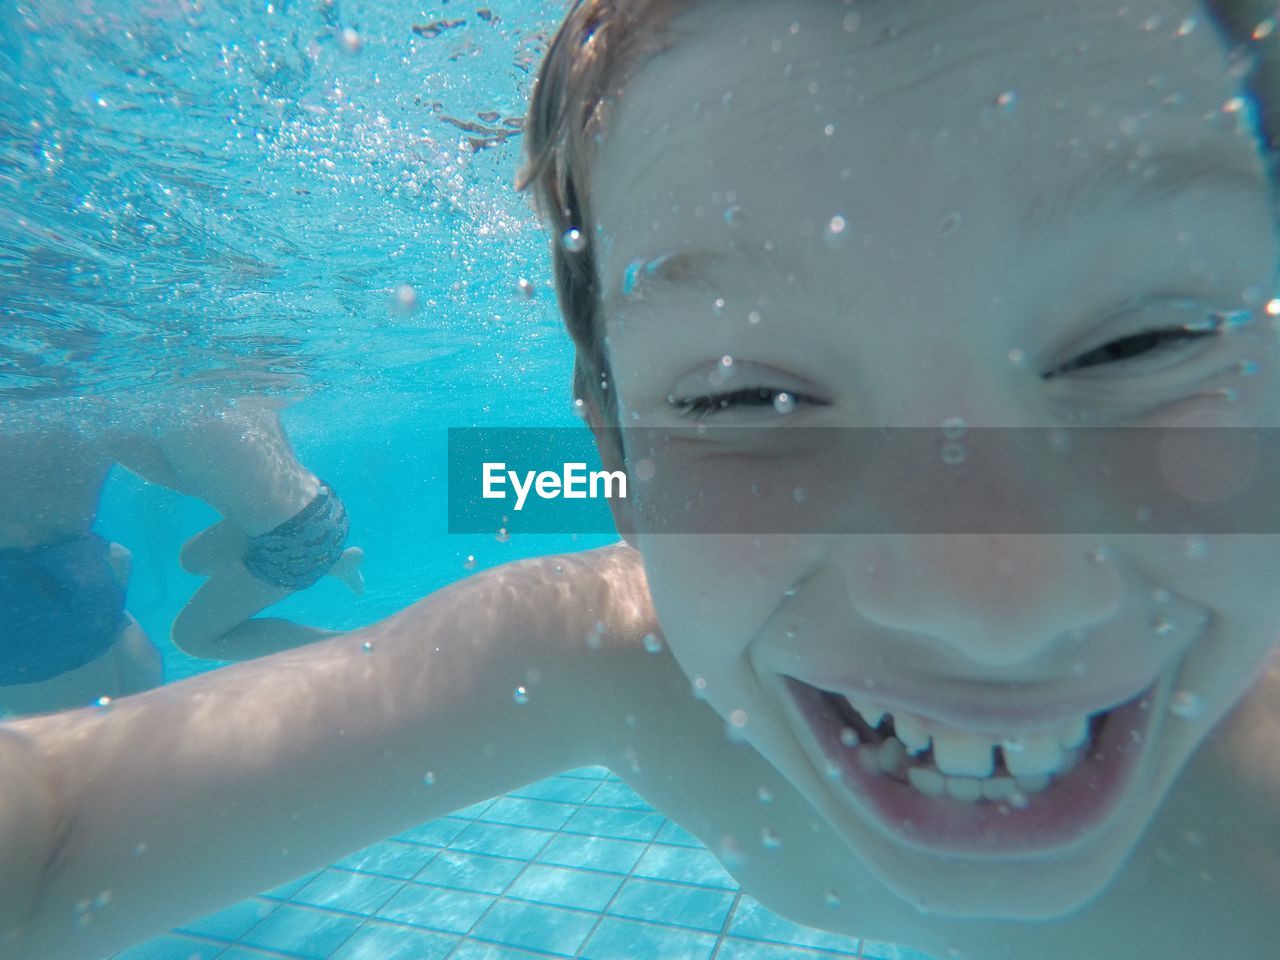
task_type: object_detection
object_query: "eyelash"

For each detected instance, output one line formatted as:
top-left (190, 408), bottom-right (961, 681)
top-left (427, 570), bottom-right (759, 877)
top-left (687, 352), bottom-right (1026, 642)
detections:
top-left (670, 387), bottom-right (820, 420)
top-left (1042, 317), bottom-right (1224, 379)
top-left (669, 316), bottom-right (1229, 418)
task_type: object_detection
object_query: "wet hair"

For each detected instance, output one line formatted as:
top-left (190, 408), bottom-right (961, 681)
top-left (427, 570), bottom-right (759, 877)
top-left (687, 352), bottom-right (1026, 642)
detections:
top-left (518, 0), bottom-right (1280, 424)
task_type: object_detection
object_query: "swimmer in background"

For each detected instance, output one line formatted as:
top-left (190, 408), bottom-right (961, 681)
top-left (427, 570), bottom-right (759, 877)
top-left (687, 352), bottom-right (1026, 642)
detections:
top-left (1, 1), bottom-right (1279, 959)
top-left (0, 396), bottom-right (363, 717)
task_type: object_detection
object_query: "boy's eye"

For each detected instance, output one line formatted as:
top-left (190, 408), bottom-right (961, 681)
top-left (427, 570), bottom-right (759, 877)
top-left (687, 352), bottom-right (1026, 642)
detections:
top-left (1043, 315), bottom-right (1228, 380)
top-left (669, 387), bottom-right (819, 419)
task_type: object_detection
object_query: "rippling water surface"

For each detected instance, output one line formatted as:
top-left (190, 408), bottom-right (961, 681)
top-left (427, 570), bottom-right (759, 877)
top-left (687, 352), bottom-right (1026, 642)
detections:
top-left (1, 0), bottom-right (568, 423)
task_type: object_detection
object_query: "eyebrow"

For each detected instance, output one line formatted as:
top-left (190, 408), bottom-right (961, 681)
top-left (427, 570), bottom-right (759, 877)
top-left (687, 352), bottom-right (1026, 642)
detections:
top-left (1020, 143), bottom-right (1268, 238)
top-left (602, 246), bottom-right (802, 316)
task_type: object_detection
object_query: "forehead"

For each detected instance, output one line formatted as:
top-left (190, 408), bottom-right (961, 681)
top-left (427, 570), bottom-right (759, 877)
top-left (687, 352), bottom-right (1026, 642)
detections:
top-left (592, 0), bottom-right (1259, 281)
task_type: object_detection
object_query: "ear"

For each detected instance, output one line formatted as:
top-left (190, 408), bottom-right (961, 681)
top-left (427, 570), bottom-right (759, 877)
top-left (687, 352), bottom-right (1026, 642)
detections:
top-left (580, 390), bottom-right (638, 548)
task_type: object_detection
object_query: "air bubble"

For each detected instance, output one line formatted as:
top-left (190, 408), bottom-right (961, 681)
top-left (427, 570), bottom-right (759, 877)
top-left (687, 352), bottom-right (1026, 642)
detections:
top-left (95, 696), bottom-right (113, 709)
top-left (825, 890), bottom-right (842, 907)
top-left (1149, 615), bottom-right (1175, 637)
top-left (940, 443), bottom-right (966, 466)
top-left (1169, 690), bottom-right (1202, 719)
top-left (692, 676), bottom-right (709, 700)
top-left (361, 641), bottom-right (374, 654)
top-left (761, 827), bottom-right (781, 849)
top-left (937, 212), bottom-right (963, 238)
top-left (839, 727), bottom-right (859, 748)
top-left (464, 555), bottom-right (476, 570)
top-left (496, 528), bottom-right (509, 543)
top-left (1085, 545), bottom-right (1110, 564)
top-left (1182, 536), bottom-right (1208, 560)
top-left (513, 686), bottom-right (529, 705)
top-left (340, 27), bottom-right (362, 52)
top-left (1176, 16), bottom-right (1198, 36)
top-left (724, 205), bottom-right (746, 226)
top-left (423, 771), bottom-right (436, 786)
top-left (712, 297), bottom-right (726, 316)
top-left (1007, 347), bottom-right (1026, 367)
top-left (941, 416), bottom-right (967, 440)
top-left (842, 11), bottom-right (860, 33)
top-left (1253, 17), bottom-right (1275, 40)
top-left (730, 709), bottom-right (748, 728)
top-left (561, 229), bottom-right (586, 253)
top-left (773, 392), bottom-right (795, 414)
top-left (391, 284), bottom-right (418, 313)
top-left (515, 277), bottom-right (535, 299)
top-left (793, 486), bottom-right (807, 503)
top-left (757, 786), bottom-right (775, 804)
top-left (643, 632), bottom-right (664, 654)
top-left (824, 215), bottom-right (849, 248)
top-left (747, 310), bottom-right (762, 325)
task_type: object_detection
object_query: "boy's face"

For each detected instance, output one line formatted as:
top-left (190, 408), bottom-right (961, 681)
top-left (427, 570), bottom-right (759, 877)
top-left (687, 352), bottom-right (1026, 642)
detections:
top-left (590, 0), bottom-right (1280, 920)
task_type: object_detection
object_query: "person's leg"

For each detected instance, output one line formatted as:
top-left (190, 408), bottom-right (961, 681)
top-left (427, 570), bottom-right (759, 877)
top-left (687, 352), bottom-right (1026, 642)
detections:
top-left (0, 630), bottom-right (127, 717)
top-left (111, 614), bottom-right (164, 695)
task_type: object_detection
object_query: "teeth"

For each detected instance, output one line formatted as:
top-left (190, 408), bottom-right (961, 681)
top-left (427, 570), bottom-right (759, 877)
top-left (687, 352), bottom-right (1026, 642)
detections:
top-left (932, 728), bottom-right (996, 777)
top-left (1002, 731), bottom-right (1064, 778)
top-left (845, 698), bottom-right (1095, 773)
top-left (907, 767), bottom-right (945, 796)
top-left (945, 776), bottom-right (984, 803)
top-left (876, 737), bottom-right (906, 775)
top-left (892, 711), bottom-right (931, 755)
top-left (1057, 715), bottom-right (1090, 750)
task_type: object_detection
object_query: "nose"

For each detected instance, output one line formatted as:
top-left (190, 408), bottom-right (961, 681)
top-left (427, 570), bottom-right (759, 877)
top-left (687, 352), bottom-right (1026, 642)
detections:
top-left (839, 533), bottom-right (1121, 667)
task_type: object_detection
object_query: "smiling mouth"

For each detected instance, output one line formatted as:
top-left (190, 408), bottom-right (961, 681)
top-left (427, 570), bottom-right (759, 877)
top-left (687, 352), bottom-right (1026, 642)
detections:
top-left (783, 675), bottom-right (1167, 856)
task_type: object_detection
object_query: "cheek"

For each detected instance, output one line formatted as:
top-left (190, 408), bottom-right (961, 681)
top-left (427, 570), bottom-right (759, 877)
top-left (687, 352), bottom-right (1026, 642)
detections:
top-left (638, 534), bottom-right (819, 657)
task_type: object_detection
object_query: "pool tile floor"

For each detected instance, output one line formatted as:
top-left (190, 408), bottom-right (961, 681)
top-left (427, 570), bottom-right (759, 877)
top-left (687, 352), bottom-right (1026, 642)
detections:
top-left (110, 768), bottom-right (937, 960)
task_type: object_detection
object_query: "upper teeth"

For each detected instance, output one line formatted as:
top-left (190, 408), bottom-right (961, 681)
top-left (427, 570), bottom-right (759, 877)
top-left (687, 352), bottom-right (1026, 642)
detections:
top-left (846, 697), bottom-right (1094, 779)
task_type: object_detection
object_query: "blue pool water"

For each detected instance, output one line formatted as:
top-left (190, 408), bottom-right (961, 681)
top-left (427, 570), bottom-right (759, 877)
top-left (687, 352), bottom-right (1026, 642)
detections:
top-left (3, 1), bottom-right (935, 957)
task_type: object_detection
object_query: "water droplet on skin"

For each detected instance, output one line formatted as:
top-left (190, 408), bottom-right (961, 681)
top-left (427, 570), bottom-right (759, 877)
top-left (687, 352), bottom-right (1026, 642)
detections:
top-left (423, 771), bottom-right (436, 786)
top-left (730, 709), bottom-right (748, 728)
top-left (747, 310), bottom-right (762, 325)
top-left (515, 277), bottom-right (535, 299)
top-left (839, 727), bottom-right (859, 748)
top-left (1007, 347), bottom-right (1026, 367)
top-left (761, 827), bottom-right (781, 849)
top-left (95, 696), bottom-right (112, 709)
top-left (513, 686), bottom-right (529, 705)
top-left (1169, 690), bottom-right (1202, 719)
top-left (1177, 16), bottom-right (1198, 36)
top-left (464, 555), bottom-right (476, 570)
top-left (757, 786), bottom-right (775, 804)
top-left (824, 214), bottom-right (849, 248)
top-left (692, 676), bottom-right (709, 700)
top-left (773, 392), bottom-right (795, 414)
top-left (1255, 18), bottom-right (1276, 40)
top-left (643, 633), bottom-right (664, 654)
top-left (561, 228), bottom-right (586, 253)
top-left (361, 641), bottom-right (374, 654)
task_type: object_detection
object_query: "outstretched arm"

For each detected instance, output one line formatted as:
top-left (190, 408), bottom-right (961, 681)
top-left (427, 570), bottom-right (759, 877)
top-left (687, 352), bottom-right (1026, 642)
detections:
top-left (0, 543), bottom-right (650, 960)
